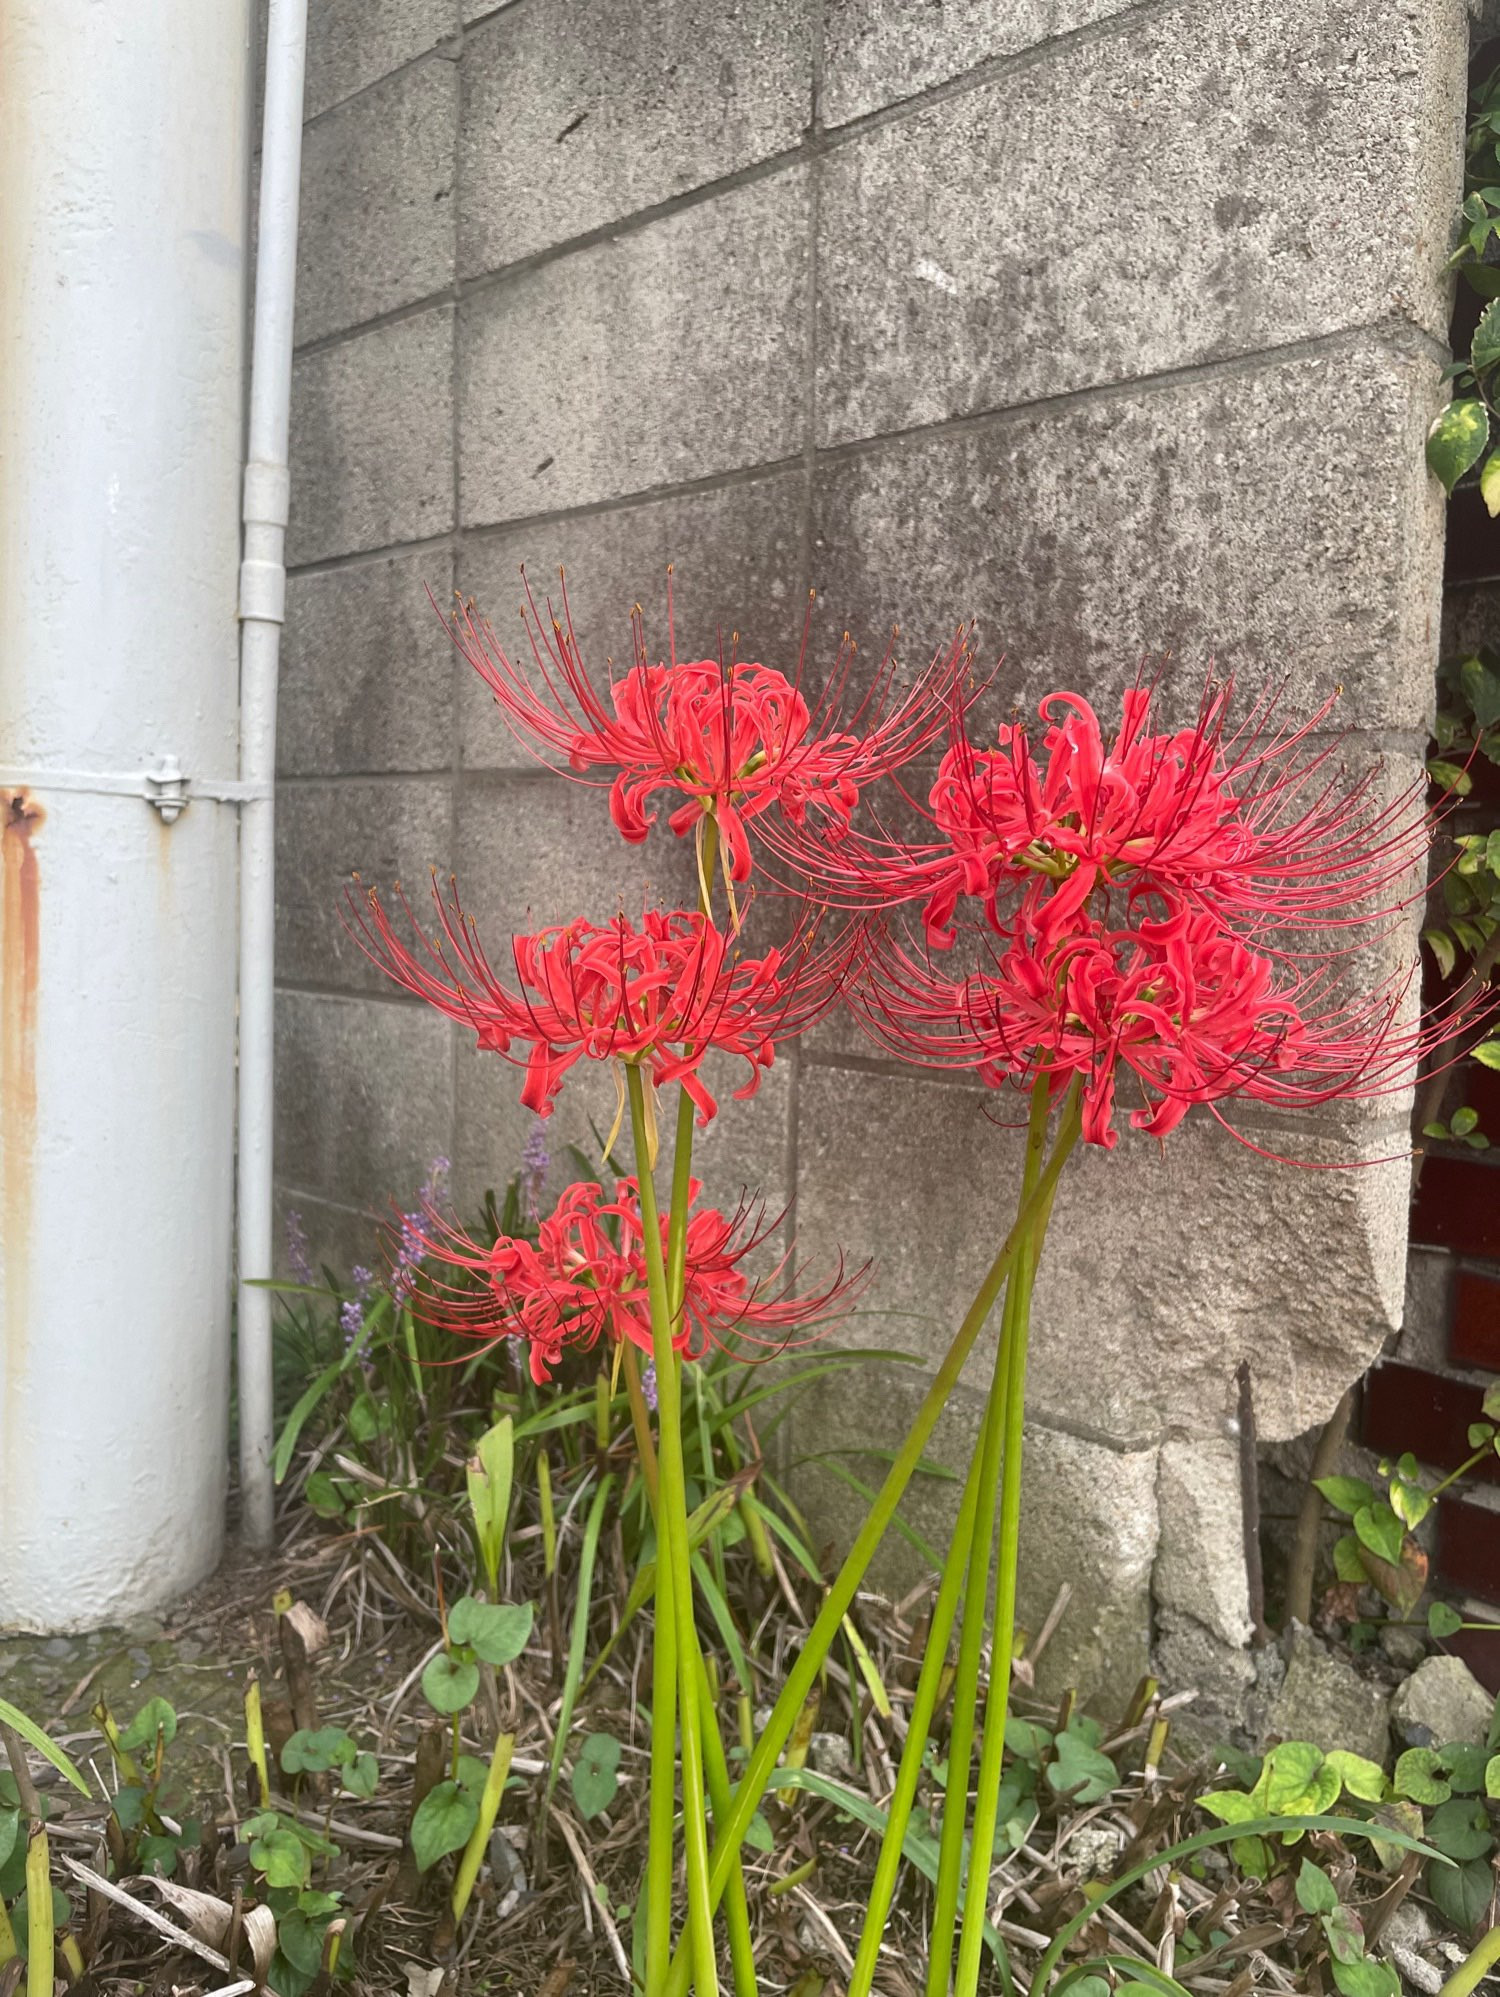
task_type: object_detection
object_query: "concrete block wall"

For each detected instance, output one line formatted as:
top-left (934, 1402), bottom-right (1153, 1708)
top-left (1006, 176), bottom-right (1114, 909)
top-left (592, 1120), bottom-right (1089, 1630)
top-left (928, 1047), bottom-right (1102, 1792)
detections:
top-left (275, 0), bottom-right (1469, 1698)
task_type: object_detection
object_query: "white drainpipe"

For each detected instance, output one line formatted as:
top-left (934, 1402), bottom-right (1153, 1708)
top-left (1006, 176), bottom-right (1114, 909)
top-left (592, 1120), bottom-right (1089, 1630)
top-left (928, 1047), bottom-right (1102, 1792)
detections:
top-left (238, 0), bottom-right (309, 1550)
top-left (0, 3), bottom-right (251, 1624)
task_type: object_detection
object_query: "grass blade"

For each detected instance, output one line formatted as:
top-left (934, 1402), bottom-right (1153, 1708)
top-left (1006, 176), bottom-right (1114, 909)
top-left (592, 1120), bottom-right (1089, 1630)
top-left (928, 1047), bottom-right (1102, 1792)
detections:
top-left (545, 1472), bottom-right (614, 1808)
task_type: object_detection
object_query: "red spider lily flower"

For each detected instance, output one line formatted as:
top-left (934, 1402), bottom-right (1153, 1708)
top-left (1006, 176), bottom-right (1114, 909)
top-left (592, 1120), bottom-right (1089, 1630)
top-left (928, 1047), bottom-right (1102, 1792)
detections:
top-left (768, 680), bottom-right (1435, 954)
top-left (442, 571), bottom-right (973, 882)
top-left (390, 1177), bottom-right (865, 1382)
top-left (857, 888), bottom-right (1480, 1151)
top-left (346, 877), bottom-right (857, 1125)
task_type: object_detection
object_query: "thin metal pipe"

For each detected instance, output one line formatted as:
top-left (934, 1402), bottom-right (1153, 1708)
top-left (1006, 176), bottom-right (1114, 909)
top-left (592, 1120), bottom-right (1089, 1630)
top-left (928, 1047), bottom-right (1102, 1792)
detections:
top-left (237, 0), bottom-right (309, 1549)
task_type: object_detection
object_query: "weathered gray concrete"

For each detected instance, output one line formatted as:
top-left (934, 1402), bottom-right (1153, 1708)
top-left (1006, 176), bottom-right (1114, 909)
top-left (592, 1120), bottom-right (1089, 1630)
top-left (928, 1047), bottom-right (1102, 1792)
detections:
top-left (274, 0), bottom-right (1471, 1696)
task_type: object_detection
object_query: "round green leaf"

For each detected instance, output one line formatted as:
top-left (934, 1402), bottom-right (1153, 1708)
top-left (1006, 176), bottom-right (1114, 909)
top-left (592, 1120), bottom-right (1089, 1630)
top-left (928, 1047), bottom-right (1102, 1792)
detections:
top-left (1353, 1502), bottom-right (1406, 1569)
top-left (249, 1823), bottom-right (310, 1889)
top-left (447, 1597), bottom-right (534, 1669)
top-left (119, 1697), bottom-right (178, 1753)
top-left (421, 1652), bottom-right (479, 1716)
top-left (342, 1752), bottom-right (379, 1799)
top-left (1477, 1043), bottom-right (1500, 1073)
top-left (410, 1779), bottom-right (478, 1872)
top-left (1296, 1857), bottom-right (1339, 1914)
top-left (1427, 1796), bottom-right (1493, 1862)
top-left (278, 1906), bottom-right (332, 1978)
top-left (1428, 398), bottom-right (1490, 493)
top-left (1315, 1476), bottom-right (1377, 1518)
top-left (1394, 1747), bottom-right (1451, 1807)
top-left (0, 1807), bottom-right (18, 1873)
top-left (571, 1731), bottom-right (622, 1820)
top-left (282, 1727), bottom-right (356, 1775)
top-left (1428, 1854), bottom-right (1494, 1934)
top-left (1046, 1729), bottom-right (1119, 1805)
top-left (1430, 1600), bottom-right (1465, 1640)
top-left (1324, 1751), bottom-right (1387, 1804)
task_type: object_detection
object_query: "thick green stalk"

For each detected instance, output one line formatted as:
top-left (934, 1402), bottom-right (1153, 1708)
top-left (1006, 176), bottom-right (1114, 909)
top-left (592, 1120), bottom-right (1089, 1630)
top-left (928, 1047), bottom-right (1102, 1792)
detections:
top-left (846, 1410), bottom-right (990, 1997)
top-left (630, 1064), bottom-right (720, 1997)
top-left (924, 1262), bottom-right (1021, 1996)
top-left (695, 1649), bottom-right (760, 1997)
top-left (926, 1081), bottom-right (1050, 1997)
top-left (953, 1090), bottom-right (1064, 1997)
top-left (661, 1092), bottom-right (1084, 1997)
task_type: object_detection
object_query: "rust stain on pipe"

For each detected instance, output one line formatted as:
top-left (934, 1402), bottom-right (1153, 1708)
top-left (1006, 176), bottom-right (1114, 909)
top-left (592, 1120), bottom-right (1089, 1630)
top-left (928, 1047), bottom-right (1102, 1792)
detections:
top-left (1, 786), bottom-right (42, 1493)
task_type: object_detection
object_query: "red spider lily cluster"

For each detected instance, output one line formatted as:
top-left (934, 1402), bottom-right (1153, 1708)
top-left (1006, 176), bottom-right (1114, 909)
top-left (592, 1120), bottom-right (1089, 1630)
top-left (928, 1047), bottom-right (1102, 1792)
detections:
top-left (442, 572), bottom-right (970, 882)
top-left (354, 567), bottom-right (1465, 1376)
top-left (390, 1178), bottom-right (861, 1383)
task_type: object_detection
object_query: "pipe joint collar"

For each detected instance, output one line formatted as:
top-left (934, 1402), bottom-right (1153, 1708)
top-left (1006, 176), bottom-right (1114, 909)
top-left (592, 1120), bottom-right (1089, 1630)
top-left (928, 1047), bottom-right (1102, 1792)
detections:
top-left (242, 459), bottom-right (291, 529)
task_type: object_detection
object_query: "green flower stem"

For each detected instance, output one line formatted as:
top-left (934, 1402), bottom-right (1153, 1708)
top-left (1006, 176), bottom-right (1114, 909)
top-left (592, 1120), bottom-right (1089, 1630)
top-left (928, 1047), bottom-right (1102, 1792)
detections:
top-left (925, 1244), bottom-right (1030, 1981)
top-left (661, 1088), bottom-right (1084, 1997)
top-left (1439, 1921), bottom-right (1500, 1997)
top-left (953, 1087), bottom-right (1063, 1997)
top-left (846, 1401), bottom-right (991, 1997)
top-left (629, 1063), bottom-right (720, 1997)
top-left (695, 1648), bottom-right (760, 1997)
top-left (927, 1079), bottom-right (1050, 1997)
top-left (24, 1823), bottom-right (50, 1997)
top-left (450, 1731), bottom-right (515, 1923)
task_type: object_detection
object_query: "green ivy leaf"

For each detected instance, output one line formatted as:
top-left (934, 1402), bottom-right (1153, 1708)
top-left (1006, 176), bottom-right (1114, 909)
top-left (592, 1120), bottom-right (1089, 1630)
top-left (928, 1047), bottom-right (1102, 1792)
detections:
top-left (1425, 928), bottom-right (1457, 981)
top-left (1429, 759), bottom-right (1475, 797)
top-left (1430, 1600), bottom-right (1466, 1639)
top-left (447, 1597), bottom-right (534, 1670)
top-left (1296, 1856), bottom-right (1339, 1913)
top-left (1453, 1105), bottom-right (1481, 1138)
top-left (1484, 1753), bottom-right (1500, 1798)
top-left (1197, 1788), bottom-right (1258, 1825)
top-left (1463, 654), bottom-right (1500, 730)
top-left (0, 1807), bottom-right (17, 1874)
top-left (1427, 1797), bottom-right (1494, 1861)
top-left (1324, 1751), bottom-right (1387, 1803)
top-left (137, 1832), bottom-right (180, 1878)
top-left (278, 1908), bottom-right (332, 1979)
top-left (571, 1732), bottom-right (622, 1820)
top-left (410, 1780), bottom-right (478, 1873)
top-left (304, 1471), bottom-right (346, 1518)
top-left (1474, 299), bottom-right (1500, 373)
top-left (1428, 399), bottom-right (1491, 492)
top-left (1046, 1729), bottom-right (1119, 1805)
top-left (1354, 1502), bottom-right (1406, 1568)
top-left (1331, 1956), bottom-right (1400, 1997)
top-left (249, 1823), bottom-right (310, 1890)
top-left (1332, 1533), bottom-right (1367, 1585)
top-left (1474, 1041), bottom-right (1500, 1071)
top-left (421, 1653), bottom-right (479, 1716)
top-left (120, 1697), bottom-right (178, 1753)
top-left (1389, 1478), bottom-right (1434, 1531)
top-left (1323, 1901), bottom-right (1366, 1965)
top-left (1315, 1476), bottom-right (1377, 1518)
top-left (281, 1727), bottom-right (356, 1775)
top-left (341, 1752), bottom-right (378, 1800)
top-left (1443, 1744), bottom-right (1491, 1795)
top-left (1395, 1747), bottom-right (1451, 1807)
top-left (1428, 1854), bottom-right (1494, 1934)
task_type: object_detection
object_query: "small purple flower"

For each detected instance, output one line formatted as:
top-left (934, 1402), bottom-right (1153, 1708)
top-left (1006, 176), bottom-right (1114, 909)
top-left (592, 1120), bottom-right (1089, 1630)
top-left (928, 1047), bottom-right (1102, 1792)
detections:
top-left (285, 1211), bottom-right (313, 1286)
top-left (351, 1264), bottom-right (374, 1300)
top-left (340, 1296), bottom-right (363, 1346)
top-left (521, 1118), bottom-right (549, 1221)
top-left (641, 1361), bottom-right (658, 1412)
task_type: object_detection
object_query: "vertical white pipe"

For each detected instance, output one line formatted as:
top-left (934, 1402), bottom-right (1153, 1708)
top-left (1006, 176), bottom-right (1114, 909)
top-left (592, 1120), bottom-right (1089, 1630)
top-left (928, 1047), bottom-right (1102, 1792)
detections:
top-left (0, 4), bottom-right (249, 1624)
top-left (238, 0), bottom-right (309, 1549)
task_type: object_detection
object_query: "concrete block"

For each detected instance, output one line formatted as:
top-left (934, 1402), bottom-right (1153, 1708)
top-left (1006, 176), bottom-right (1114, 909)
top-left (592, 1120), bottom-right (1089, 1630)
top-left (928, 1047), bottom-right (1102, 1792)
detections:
top-left (459, 171), bottom-right (808, 524)
top-left (817, 0), bottom-right (1460, 447)
top-left (273, 1187), bottom-right (384, 1285)
top-left (795, 1062), bottom-right (1410, 1446)
top-left (1442, 580), bottom-right (1500, 656)
top-left (1396, 1247), bottom-right (1455, 1373)
top-left (296, 56), bottom-right (456, 346)
top-left (1155, 1441), bottom-right (1253, 1648)
top-left (304, 0), bottom-right (459, 122)
top-left (459, 0), bottom-right (810, 272)
top-left (275, 989), bottom-right (453, 1208)
top-left (289, 307), bottom-right (454, 566)
top-left (812, 343), bottom-right (1444, 732)
top-left (822, 0), bottom-right (1137, 126)
top-left (280, 547), bottom-right (455, 775)
top-left (275, 777), bottom-right (452, 991)
top-left (1269, 1623), bottom-right (1391, 1763)
top-left (789, 1358), bottom-right (1157, 1702)
top-left (455, 470), bottom-right (806, 768)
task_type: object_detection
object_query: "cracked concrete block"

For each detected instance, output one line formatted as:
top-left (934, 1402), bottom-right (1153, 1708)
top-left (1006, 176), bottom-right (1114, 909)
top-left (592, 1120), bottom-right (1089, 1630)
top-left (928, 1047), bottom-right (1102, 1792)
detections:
top-left (1155, 1441), bottom-right (1254, 1648)
top-left (460, 0), bottom-right (810, 271)
top-left (280, 547), bottom-right (454, 775)
top-left (795, 1062), bottom-right (1410, 1446)
top-left (456, 471), bottom-right (806, 769)
top-left (459, 171), bottom-right (808, 524)
top-left (275, 990), bottom-right (452, 1209)
top-left (812, 343), bottom-right (1444, 734)
top-left (817, 0), bottom-right (1462, 448)
top-left (275, 777), bottom-right (452, 992)
top-left (296, 56), bottom-right (456, 345)
top-left (822, 0), bottom-right (1139, 125)
top-left (304, 0), bottom-right (459, 121)
top-left (289, 307), bottom-right (454, 564)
